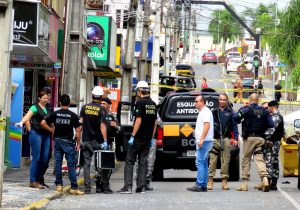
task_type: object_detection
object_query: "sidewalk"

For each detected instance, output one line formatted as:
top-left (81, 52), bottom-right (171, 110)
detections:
top-left (2, 159), bottom-right (84, 210)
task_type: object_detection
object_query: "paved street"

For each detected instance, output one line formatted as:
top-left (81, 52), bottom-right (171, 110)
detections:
top-left (41, 64), bottom-right (300, 210)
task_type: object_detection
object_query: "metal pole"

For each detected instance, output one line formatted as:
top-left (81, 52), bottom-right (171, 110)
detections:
top-left (138, 0), bottom-right (151, 81)
top-left (164, 8), bottom-right (170, 76)
top-left (0, 0), bottom-right (13, 206)
top-left (121, 0), bottom-right (137, 102)
top-left (150, 0), bottom-right (161, 104)
top-left (61, 0), bottom-right (84, 112)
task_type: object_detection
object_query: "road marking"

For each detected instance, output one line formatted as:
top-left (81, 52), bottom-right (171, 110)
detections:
top-left (224, 81), bottom-right (228, 95)
top-left (278, 186), bottom-right (300, 210)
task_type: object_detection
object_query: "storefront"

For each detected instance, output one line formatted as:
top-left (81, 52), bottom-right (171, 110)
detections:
top-left (7, 0), bottom-right (63, 167)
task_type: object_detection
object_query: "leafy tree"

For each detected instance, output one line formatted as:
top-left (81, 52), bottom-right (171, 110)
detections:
top-left (269, 0), bottom-right (300, 85)
top-left (244, 3), bottom-right (278, 49)
top-left (208, 7), bottom-right (243, 51)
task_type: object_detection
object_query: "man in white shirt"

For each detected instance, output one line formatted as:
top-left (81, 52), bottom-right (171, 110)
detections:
top-left (187, 94), bottom-right (214, 192)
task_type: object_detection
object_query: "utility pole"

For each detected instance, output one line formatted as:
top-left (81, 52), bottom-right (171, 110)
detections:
top-left (121, 0), bottom-right (138, 102)
top-left (150, 0), bottom-right (161, 104)
top-left (172, 0), bottom-right (181, 73)
top-left (0, 0), bottom-right (12, 206)
top-left (164, 3), bottom-right (171, 75)
top-left (138, 0), bottom-right (151, 81)
top-left (61, 0), bottom-right (84, 112)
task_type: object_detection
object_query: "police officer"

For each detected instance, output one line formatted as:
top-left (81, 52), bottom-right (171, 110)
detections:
top-left (97, 97), bottom-right (120, 192)
top-left (41, 94), bottom-right (84, 195)
top-left (234, 93), bottom-right (274, 192)
top-left (264, 100), bottom-right (285, 190)
top-left (80, 86), bottom-right (110, 194)
top-left (208, 93), bottom-right (238, 190)
top-left (118, 81), bottom-right (157, 194)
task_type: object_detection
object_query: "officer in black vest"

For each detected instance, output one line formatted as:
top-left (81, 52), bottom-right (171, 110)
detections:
top-left (234, 93), bottom-right (274, 192)
top-left (80, 86), bottom-right (109, 194)
top-left (264, 100), bottom-right (285, 190)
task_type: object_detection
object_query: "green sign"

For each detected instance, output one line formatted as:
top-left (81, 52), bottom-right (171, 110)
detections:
top-left (87, 16), bottom-right (110, 66)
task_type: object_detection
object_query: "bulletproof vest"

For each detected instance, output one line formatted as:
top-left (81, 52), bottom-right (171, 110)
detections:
top-left (272, 113), bottom-right (284, 141)
top-left (106, 113), bottom-right (117, 137)
top-left (212, 108), bottom-right (233, 139)
top-left (31, 104), bottom-right (49, 134)
top-left (243, 106), bottom-right (267, 137)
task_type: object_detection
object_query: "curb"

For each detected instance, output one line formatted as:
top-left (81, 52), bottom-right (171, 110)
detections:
top-left (21, 178), bottom-right (85, 210)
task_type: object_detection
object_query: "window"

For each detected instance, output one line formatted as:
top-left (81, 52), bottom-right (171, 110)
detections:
top-left (116, 10), bottom-right (121, 28)
top-left (123, 10), bottom-right (128, 29)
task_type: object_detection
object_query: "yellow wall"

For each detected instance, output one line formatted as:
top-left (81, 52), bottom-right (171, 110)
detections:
top-left (51, 0), bottom-right (65, 20)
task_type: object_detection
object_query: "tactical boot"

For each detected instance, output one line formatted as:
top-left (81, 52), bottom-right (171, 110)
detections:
top-left (222, 178), bottom-right (229, 190)
top-left (236, 181), bottom-right (248, 191)
top-left (96, 183), bottom-right (103, 193)
top-left (102, 184), bottom-right (113, 194)
top-left (207, 177), bottom-right (213, 190)
top-left (254, 182), bottom-right (263, 190)
top-left (262, 176), bottom-right (270, 192)
top-left (270, 178), bottom-right (278, 191)
top-left (145, 180), bottom-right (153, 191)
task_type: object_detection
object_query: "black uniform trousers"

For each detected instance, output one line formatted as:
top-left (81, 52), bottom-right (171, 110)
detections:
top-left (124, 143), bottom-right (150, 190)
top-left (82, 140), bottom-right (110, 191)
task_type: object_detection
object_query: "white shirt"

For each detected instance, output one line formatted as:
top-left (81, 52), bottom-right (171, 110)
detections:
top-left (195, 106), bottom-right (214, 144)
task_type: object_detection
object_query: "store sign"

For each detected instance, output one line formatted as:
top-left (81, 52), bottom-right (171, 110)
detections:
top-left (13, 1), bottom-right (38, 46)
top-left (87, 16), bottom-right (110, 66)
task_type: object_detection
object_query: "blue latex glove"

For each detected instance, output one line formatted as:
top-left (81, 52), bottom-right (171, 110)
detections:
top-left (150, 138), bottom-right (156, 147)
top-left (101, 141), bottom-right (109, 150)
top-left (128, 136), bottom-right (134, 145)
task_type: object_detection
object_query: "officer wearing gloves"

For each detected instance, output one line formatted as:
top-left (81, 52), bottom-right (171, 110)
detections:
top-left (118, 81), bottom-right (157, 194)
top-left (208, 93), bottom-right (238, 190)
top-left (80, 86), bottom-right (110, 194)
top-left (234, 93), bottom-right (274, 192)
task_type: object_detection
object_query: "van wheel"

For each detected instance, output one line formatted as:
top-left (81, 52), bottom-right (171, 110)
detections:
top-left (152, 164), bottom-right (164, 181)
top-left (228, 156), bottom-right (240, 181)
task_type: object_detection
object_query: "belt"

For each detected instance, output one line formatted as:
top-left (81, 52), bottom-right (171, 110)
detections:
top-left (55, 138), bottom-right (74, 143)
top-left (247, 133), bottom-right (263, 137)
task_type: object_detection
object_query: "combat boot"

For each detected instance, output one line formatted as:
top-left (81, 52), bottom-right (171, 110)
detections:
top-left (254, 182), bottom-right (263, 190)
top-left (145, 180), bottom-right (153, 191)
top-left (207, 177), bottom-right (213, 190)
top-left (262, 176), bottom-right (270, 192)
top-left (236, 181), bottom-right (248, 191)
top-left (270, 178), bottom-right (278, 191)
top-left (222, 178), bottom-right (229, 190)
top-left (96, 182), bottom-right (103, 193)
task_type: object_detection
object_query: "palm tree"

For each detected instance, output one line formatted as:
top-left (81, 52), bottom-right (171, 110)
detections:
top-left (208, 7), bottom-right (243, 52)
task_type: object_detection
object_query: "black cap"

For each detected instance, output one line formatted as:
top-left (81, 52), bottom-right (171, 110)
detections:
top-left (101, 97), bottom-right (112, 105)
top-left (268, 100), bottom-right (279, 107)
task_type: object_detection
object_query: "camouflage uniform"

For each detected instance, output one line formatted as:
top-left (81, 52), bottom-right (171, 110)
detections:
top-left (264, 111), bottom-right (284, 183)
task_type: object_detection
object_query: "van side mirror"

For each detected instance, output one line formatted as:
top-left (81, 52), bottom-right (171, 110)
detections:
top-left (294, 119), bottom-right (300, 133)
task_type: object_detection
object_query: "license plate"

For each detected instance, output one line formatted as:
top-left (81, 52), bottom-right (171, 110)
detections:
top-left (187, 150), bottom-right (196, 157)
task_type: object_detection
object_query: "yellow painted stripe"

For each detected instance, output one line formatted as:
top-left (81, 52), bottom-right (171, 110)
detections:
top-left (21, 198), bottom-right (49, 210)
top-left (163, 125), bottom-right (180, 136)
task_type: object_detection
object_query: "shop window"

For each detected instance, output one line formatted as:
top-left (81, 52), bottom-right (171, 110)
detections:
top-left (123, 10), bottom-right (128, 29)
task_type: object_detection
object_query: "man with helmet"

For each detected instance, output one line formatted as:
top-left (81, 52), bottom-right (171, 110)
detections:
top-left (80, 86), bottom-right (110, 194)
top-left (118, 81), bottom-right (157, 194)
